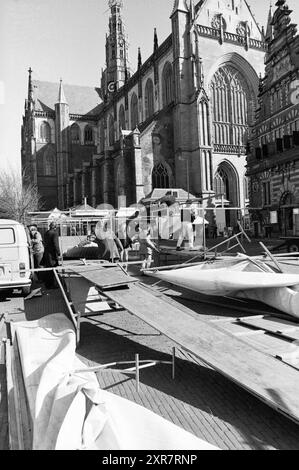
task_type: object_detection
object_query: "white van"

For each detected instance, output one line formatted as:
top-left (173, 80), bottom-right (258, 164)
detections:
top-left (0, 219), bottom-right (32, 296)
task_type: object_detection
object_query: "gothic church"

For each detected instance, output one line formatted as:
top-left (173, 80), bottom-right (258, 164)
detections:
top-left (22, 0), bottom-right (268, 232)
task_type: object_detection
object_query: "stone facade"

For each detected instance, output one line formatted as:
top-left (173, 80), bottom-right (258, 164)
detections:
top-left (22, 0), bottom-right (267, 233)
top-left (247, 0), bottom-right (299, 238)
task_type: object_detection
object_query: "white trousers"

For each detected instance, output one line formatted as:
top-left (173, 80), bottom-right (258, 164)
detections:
top-left (177, 222), bottom-right (194, 249)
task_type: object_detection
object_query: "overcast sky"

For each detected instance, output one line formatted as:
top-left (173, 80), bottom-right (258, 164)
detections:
top-left (0, 0), bottom-right (299, 174)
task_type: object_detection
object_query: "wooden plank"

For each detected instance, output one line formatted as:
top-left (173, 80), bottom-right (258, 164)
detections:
top-left (141, 281), bottom-right (299, 369)
top-left (237, 331), bottom-right (296, 358)
top-left (7, 324), bottom-right (32, 450)
top-left (214, 318), bottom-right (299, 371)
top-left (12, 334), bottom-right (32, 450)
top-left (210, 315), bottom-right (264, 324)
top-left (4, 338), bottom-right (19, 450)
top-left (4, 321), bottom-right (32, 450)
top-left (0, 361), bottom-right (8, 450)
top-left (70, 265), bottom-right (137, 290)
top-left (277, 358), bottom-right (299, 370)
top-left (276, 353), bottom-right (299, 370)
top-left (217, 321), bottom-right (266, 338)
top-left (246, 336), bottom-right (299, 372)
top-left (87, 282), bottom-right (299, 425)
top-left (237, 317), bottom-right (299, 340)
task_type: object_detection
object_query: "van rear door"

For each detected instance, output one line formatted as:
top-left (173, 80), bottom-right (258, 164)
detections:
top-left (0, 227), bottom-right (18, 280)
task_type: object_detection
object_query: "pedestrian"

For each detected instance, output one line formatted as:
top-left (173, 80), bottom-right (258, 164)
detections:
top-left (29, 225), bottom-right (44, 281)
top-left (117, 220), bottom-right (136, 271)
top-left (95, 220), bottom-right (124, 263)
top-left (176, 203), bottom-right (195, 251)
top-left (138, 225), bottom-right (160, 271)
top-left (78, 234), bottom-right (98, 248)
top-left (43, 222), bottom-right (61, 289)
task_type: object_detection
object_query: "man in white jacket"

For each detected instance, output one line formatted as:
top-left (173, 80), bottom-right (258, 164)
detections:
top-left (176, 204), bottom-right (195, 251)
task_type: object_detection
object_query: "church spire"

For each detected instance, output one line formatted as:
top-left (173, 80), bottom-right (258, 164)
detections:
top-left (138, 47), bottom-right (142, 69)
top-left (103, 0), bottom-right (130, 96)
top-left (265, 2), bottom-right (273, 42)
top-left (28, 67), bottom-right (34, 102)
top-left (57, 79), bottom-right (67, 104)
top-left (26, 67), bottom-right (34, 112)
top-left (153, 28), bottom-right (158, 52)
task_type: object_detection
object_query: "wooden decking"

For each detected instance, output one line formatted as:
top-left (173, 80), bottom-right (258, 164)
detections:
top-left (68, 265), bottom-right (137, 290)
top-left (64, 263), bottom-right (299, 427)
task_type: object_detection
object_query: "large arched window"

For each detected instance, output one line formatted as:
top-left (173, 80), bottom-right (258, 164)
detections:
top-left (118, 105), bottom-right (126, 132)
top-left (162, 62), bottom-right (173, 107)
top-left (70, 123), bottom-right (80, 144)
top-left (210, 65), bottom-right (251, 147)
top-left (108, 115), bottom-right (115, 146)
top-left (130, 93), bottom-right (139, 130)
top-left (144, 78), bottom-right (154, 120)
top-left (84, 125), bottom-right (93, 144)
top-left (40, 121), bottom-right (51, 142)
top-left (214, 167), bottom-right (230, 200)
top-left (199, 101), bottom-right (210, 146)
top-left (152, 163), bottom-right (170, 189)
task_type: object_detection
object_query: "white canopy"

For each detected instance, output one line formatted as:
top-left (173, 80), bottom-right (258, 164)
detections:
top-left (48, 208), bottom-right (67, 220)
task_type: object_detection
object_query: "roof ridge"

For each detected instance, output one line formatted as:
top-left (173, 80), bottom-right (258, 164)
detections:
top-left (33, 79), bottom-right (100, 90)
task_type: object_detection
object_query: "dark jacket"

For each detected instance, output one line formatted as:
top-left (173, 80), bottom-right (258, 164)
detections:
top-left (43, 229), bottom-right (61, 266)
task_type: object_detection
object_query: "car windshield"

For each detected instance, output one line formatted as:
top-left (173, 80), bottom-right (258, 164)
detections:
top-left (0, 228), bottom-right (15, 245)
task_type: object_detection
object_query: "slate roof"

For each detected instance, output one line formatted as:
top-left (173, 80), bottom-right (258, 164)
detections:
top-left (32, 80), bottom-right (103, 116)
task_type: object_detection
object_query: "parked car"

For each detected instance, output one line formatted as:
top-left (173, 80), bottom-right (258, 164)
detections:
top-left (0, 219), bottom-right (32, 296)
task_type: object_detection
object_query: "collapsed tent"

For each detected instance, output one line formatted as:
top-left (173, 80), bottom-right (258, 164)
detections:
top-left (14, 313), bottom-right (218, 450)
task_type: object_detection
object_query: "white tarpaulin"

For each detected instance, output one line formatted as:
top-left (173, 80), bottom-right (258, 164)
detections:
top-left (146, 260), bottom-right (299, 318)
top-left (15, 314), bottom-right (218, 450)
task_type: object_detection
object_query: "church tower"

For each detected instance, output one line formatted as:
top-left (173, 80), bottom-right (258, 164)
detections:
top-left (101, 0), bottom-right (130, 101)
top-left (23, 67), bottom-right (37, 186)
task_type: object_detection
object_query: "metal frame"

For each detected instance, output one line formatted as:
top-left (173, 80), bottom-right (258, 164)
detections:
top-left (74, 348), bottom-right (176, 393)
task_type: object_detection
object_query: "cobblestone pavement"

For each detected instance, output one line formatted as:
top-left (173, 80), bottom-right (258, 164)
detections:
top-left (1, 276), bottom-right (299, 450)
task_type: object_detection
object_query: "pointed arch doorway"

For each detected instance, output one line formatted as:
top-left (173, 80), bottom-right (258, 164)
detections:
top-left (214, 162), bottom-right (239, 234)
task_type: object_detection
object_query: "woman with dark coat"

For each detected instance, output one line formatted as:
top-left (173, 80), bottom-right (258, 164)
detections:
top-left (43, 222), bottom-right (61, 288)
